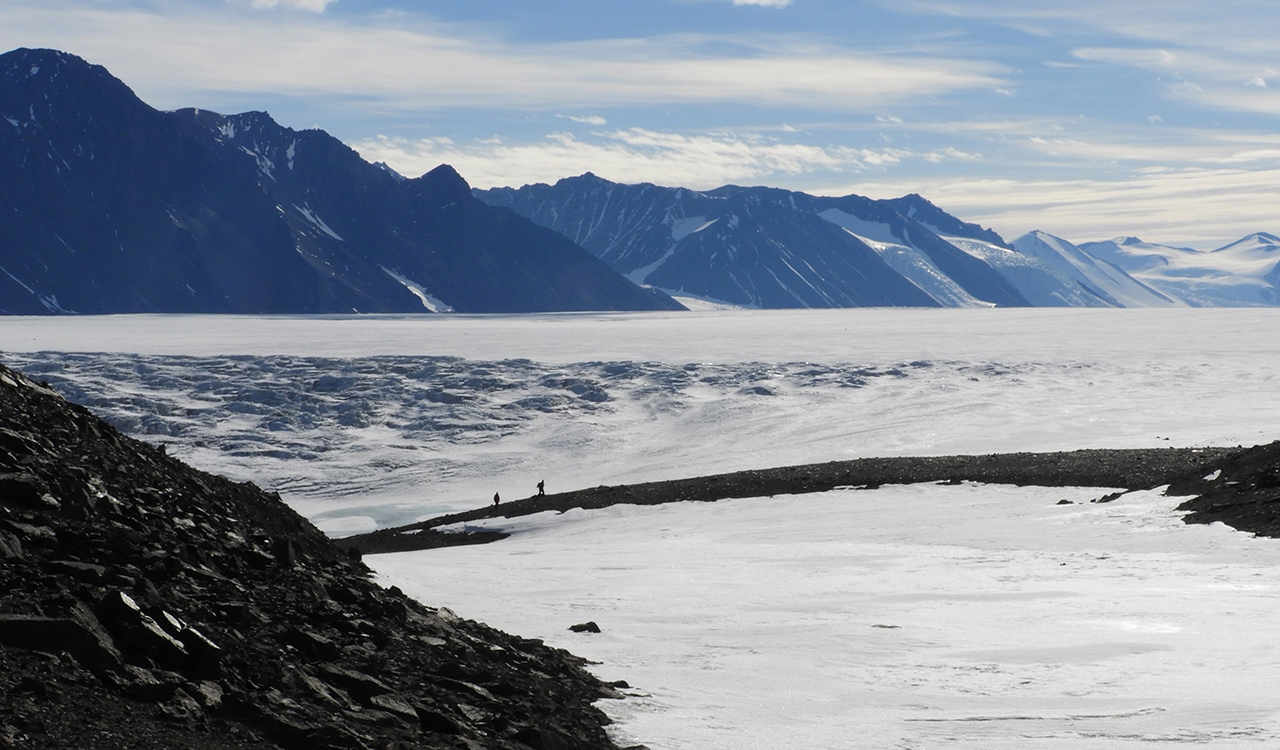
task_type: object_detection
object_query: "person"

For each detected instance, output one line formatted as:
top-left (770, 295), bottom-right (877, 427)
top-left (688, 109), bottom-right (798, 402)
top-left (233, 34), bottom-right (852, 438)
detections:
top-left (493, 492), bottom-right (500, 506)
top-left (537, 480), bottom-right (545, 497)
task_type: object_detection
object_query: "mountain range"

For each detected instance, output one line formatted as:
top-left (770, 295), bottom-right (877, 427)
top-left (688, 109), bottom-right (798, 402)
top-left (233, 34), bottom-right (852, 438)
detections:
top-left (3, 46), bottom-right (1279, 314)
top-left (0, 48), bottom-right (681, 315)
top-left (477, 175), bottom-right (1280, 309)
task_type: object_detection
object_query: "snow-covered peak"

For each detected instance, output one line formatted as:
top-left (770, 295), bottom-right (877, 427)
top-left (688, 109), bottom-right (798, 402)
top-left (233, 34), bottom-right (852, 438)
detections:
top-left (1011, 231), bottom-right (1179, 307)
top-left (1213, 232), bottom-right (1280, 254)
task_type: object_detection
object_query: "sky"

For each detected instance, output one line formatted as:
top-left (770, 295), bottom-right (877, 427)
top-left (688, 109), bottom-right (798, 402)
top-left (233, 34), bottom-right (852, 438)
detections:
top-left (3, 0), bottom-right (1280, 247)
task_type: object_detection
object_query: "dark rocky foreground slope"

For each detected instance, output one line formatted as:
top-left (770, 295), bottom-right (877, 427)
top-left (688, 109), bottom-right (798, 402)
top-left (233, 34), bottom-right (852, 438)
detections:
top-left (346, 447), bottom-right (1245, 554)
top-left (0, 362), bottom-right (629, 750)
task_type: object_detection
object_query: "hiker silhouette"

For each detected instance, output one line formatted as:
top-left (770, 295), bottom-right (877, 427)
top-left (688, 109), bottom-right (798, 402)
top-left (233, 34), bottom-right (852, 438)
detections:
top-left (537, 480), bottom-right (545, 497)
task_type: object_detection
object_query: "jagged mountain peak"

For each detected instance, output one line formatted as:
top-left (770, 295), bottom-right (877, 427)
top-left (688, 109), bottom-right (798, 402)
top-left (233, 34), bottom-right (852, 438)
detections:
top-left (880, 193), bottom-right (1008, 248)
top-left (552, 171), bottom-right (612, 189)
top-left (409, 163), bottom-right (473, 207)
top-left (1, 47), bottom-right (94, 80)
top-left (1, 47), bottom-right (146, 130)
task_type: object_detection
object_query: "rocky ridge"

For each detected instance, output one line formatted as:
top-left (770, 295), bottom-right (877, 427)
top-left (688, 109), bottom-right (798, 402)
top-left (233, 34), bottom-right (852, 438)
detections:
top-left (0, 362), bottom-right (629, 750)
top-left (346, 447), bottom-right (1239, 554)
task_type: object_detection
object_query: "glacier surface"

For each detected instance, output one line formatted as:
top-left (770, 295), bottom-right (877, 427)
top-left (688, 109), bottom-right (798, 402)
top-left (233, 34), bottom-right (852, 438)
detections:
top-left (4, 309), bottom-right (1280, 747)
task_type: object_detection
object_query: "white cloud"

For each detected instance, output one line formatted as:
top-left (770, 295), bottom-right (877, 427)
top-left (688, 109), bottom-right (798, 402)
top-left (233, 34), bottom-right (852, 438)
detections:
top-left (836, 167), bottom-right (1280, 248)
top-left (246, 0), bottom-right (337, 11)
top-left (0, 4), bottom-right (1004, 115)
top-left (352, 128), bottom-right (977, 190)
top-left (559, 114), bottom-right (608, 125)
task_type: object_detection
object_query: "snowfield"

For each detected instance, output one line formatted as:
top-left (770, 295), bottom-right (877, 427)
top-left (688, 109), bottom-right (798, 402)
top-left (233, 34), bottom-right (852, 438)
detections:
top-left (378, 485), bottom-right (1280, 748)
top-left (3, 308), bottom-right (1280, 747)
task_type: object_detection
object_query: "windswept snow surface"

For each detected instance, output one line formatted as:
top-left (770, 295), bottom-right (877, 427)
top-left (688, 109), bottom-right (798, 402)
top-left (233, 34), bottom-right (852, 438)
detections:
top-left (4, 309), bottom-right (1280, 747)
top-left (378, 485), bottom-right (1280, 748)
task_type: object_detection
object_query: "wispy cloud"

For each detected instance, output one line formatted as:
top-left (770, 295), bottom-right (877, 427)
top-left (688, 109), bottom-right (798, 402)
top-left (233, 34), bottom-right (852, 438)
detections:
top-left (0, 3), bottom-right (1003, 116)
top-left (559, 114), bottom-right (608, 126)
top-left (244, 0), bottom-right (337, 11)
top-left (838, 166), bottom-right (1280, 248)
top-left (353, 128), bottom-right (980, 189)
top-left (890, 1), bottom-right (1280, 117)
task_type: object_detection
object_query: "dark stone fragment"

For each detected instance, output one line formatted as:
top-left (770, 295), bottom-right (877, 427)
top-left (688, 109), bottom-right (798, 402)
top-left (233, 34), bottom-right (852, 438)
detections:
top-left (177, 623), bottom-right (223, 679)
top-left (114, 664), bottom-right (182, 700)
top-left (281, 627), bottom-right (340, 661)
top-left (155, 688), bottom-right (205, 726)
top-left (97, 590), bottom-right (189, 670)
top-left (0, 614), bottom-right (121, 669)
top-left (367, 693), bottom-right (419, 722)
top-left (272, 537), bottom-right (297, 568)
top-left (317, 665), bottom-right (394, 704)
top-left (514, 726), bottom-right (577, 750)
top-left (191, 680), bottom-right (225, 710)
top-left (328, 585), bottom-right (362, 605)
top-left (568, 621), bottom-right (601, 634)
top-left (45, 559), bottom-right (107, 582)
top-left (416, 706), bottom-right (463, 735)
top-left (303, 724), bottom-right (374, 750)
top-left (0, 530), bottom-right (22, 559)
top-left (0, 471), bottom-right (50, 507)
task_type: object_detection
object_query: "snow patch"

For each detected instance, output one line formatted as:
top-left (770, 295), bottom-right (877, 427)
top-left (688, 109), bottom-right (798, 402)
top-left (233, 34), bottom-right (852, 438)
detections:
top-left (669, 215), bottom-right (711, 241)
top-left (286, 140), bottom-right (297, 170)
top-left (292, 204), bottom-right (344, 241)
top-left (381, 266), bottom-right (453, 312)
top-left (0, 265), bottom-right (74, 313)
top-left (240, 146), bottom-right (274, 179)
top-left (818, 208), bottom-right (899, 244)
top-left (625, 247), bottom-right (677, 285)
top-left (664, 290), bottom-right (757, 310)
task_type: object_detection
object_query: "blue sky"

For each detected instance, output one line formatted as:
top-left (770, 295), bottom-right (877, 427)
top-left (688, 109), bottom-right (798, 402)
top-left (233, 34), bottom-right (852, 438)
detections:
top-left (4, 0), bottom-right (1280, 247)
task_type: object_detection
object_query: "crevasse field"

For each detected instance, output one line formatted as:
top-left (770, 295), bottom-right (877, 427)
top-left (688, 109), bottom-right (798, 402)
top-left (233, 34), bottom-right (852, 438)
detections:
top-left (4, 308), bottom-right (1280, 748)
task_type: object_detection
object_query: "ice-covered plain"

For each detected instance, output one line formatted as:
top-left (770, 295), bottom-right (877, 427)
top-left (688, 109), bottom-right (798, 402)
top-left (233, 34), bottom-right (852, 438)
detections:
top-left (3, 308), bottom-right (1280, 747)
top-left (378, 485), bottom-right (1280, 748)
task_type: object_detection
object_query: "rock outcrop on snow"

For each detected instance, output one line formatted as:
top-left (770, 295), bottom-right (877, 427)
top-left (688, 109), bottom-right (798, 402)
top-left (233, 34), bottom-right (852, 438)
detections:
top-left (1170, 441), bottom-right (1280, 536)
top-left (346, 448), bottom-right (1237, 554)
top-left (0, 362), bottom-right (628, 750)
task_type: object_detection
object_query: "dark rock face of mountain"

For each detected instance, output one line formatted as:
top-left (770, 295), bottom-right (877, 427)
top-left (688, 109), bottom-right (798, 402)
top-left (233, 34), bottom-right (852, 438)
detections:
top-left (0, 361), bottom-right (627, 749)
top-left (0, 49), bottom-right (680, 314)
top-left (478, 173), bottom-right (1032, 308)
